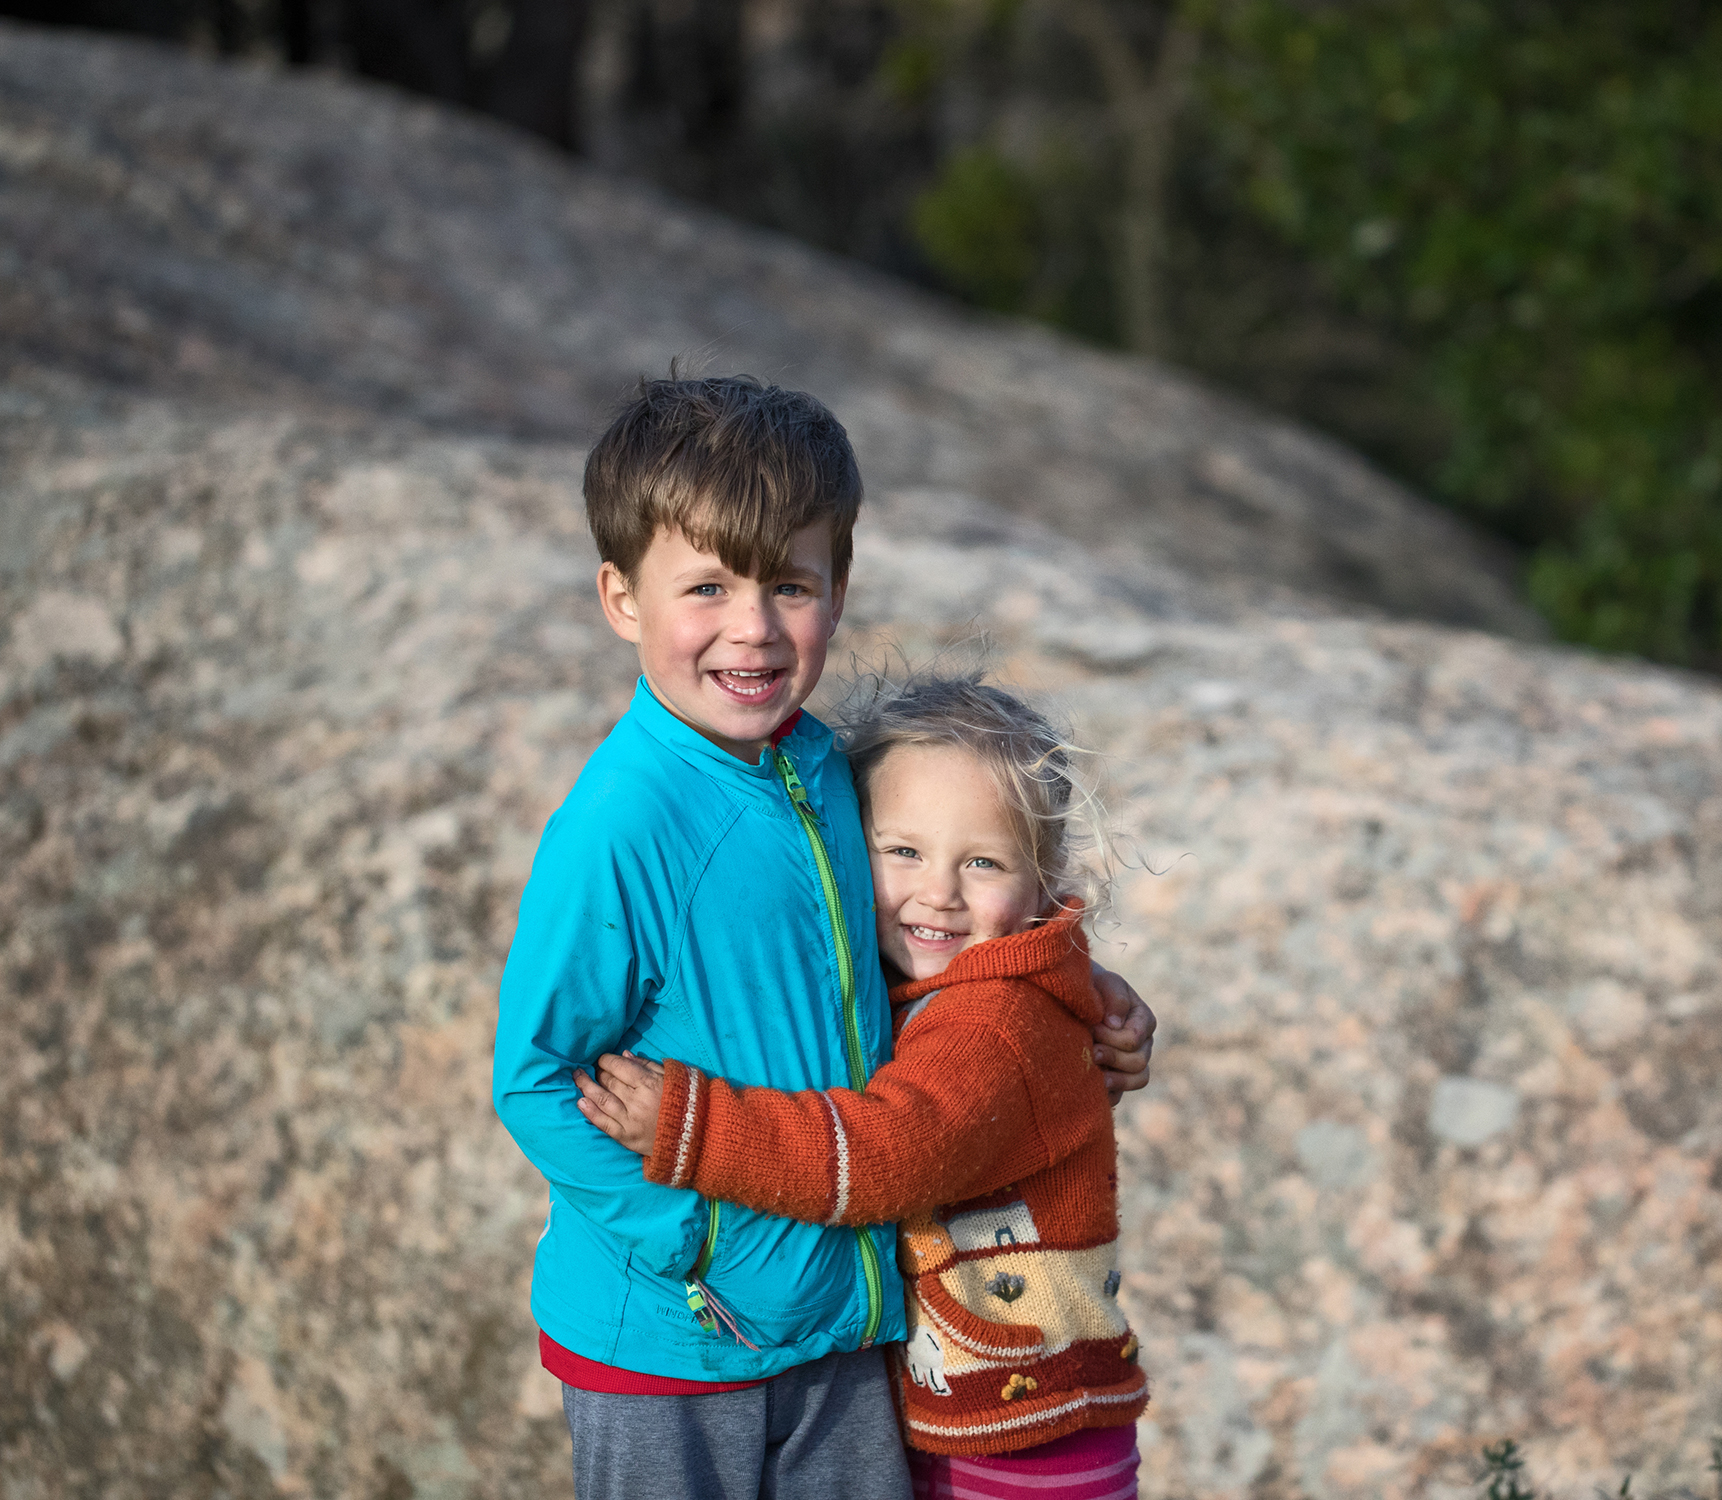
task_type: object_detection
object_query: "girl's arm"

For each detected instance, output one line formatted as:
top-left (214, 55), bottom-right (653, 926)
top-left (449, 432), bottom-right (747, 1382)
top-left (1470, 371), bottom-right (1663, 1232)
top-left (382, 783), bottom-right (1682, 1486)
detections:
top-left (576, 1022), bottom-right (1062, 1227)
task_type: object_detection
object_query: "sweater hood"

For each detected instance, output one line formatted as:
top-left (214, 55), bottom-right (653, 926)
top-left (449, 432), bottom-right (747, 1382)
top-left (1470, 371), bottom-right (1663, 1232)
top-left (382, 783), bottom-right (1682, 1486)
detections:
top-left (888, 903), bottom-right (1101, 1027)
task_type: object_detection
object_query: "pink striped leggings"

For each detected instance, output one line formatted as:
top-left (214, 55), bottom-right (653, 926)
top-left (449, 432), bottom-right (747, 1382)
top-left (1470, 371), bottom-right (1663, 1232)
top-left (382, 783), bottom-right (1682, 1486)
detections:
top-left (908, 1424), bottom-right (1140, 1500)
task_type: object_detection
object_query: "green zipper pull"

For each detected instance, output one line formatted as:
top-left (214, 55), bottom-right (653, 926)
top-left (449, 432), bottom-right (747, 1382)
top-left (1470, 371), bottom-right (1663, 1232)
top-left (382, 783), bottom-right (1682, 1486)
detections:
top-left (686, 1198), bottom-right (721, 1334)
top-left (684, 1280), bottom-right (719, 1334)
top-left (775, 751), bottom-right (817, 817)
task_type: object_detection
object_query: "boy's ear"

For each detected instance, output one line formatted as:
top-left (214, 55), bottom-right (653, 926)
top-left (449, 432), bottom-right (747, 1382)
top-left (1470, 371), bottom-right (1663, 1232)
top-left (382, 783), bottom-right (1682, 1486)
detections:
top-left (597, 562), bottom-right (642, 644)
top-left (829, 575), bottom-right (848, 635)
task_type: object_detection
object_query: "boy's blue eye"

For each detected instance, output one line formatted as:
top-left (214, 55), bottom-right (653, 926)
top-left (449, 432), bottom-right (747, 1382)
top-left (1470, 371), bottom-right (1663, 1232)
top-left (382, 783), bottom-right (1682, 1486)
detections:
top-left (692, 584), bottom-right (720, 596)
top-left (774, 583), bottom-right (806, 596)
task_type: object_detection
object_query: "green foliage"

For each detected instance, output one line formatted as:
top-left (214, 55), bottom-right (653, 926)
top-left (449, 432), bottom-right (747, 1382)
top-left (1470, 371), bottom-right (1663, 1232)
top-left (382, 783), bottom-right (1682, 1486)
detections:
top-left (1198, 0), bottom-right (1722, 666)
top-left (890, 0), bottom-right (1127, 344)
top-left (887, 0), bottom-right (1722, 667)
top-left (1481, 1440), bottom-right (1538, 1500)
top-left (913, 147), bottom-right (1043, 312)
top-left (912, 140), bottom-right (1117, 337)
top-left (1473, 1437), bottom-right (1722, 1500)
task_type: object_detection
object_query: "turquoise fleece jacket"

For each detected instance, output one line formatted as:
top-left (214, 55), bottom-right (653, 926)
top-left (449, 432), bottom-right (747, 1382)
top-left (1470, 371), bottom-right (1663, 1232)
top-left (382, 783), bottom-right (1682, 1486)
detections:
top-left (493, 679), bottom-right (906, 1380)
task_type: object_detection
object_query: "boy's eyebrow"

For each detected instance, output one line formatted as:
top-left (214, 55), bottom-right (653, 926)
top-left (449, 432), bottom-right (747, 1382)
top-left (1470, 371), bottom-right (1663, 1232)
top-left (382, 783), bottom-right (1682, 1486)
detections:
top-left (667, 559), bottom-right (826, 587)
top-left (668, 558), bottom-right (738, 584)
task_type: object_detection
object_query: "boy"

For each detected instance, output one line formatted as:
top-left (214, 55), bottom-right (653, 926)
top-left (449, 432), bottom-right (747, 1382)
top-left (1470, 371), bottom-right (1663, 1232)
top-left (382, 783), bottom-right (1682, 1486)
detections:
top-left (492, 375), bottom-right (1152, 1500)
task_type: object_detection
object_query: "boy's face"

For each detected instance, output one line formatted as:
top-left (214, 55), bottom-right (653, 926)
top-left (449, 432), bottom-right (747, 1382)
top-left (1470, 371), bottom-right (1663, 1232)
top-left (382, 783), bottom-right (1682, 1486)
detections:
top-left (597, 520), bottom-right (846, 762)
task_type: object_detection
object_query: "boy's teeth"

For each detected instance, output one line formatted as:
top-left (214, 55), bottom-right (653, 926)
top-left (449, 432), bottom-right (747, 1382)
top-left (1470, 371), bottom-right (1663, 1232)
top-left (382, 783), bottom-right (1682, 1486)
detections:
top-left (719, 669), bottom-right (775, 696)
top-left (909, 926), bottom-right (956, 940)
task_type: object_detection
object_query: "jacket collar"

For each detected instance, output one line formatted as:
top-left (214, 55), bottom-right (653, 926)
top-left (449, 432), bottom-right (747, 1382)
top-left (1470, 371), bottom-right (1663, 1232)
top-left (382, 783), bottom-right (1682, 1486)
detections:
top-left (628, 677), bottom-right (834, 788)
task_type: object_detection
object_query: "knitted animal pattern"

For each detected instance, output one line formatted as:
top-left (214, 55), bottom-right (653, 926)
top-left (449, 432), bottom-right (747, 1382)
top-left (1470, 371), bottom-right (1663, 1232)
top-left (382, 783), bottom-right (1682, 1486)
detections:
top-left (901, 1200), bottom-right (1130, 1386)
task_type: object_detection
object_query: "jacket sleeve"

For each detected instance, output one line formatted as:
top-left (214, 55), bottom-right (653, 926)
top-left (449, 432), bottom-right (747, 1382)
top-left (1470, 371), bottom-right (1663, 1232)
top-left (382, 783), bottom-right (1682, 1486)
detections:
top-left (492, 801), bottom-right (706, 1280)
top-left (644, 1014), bottom-right (1055, 1225)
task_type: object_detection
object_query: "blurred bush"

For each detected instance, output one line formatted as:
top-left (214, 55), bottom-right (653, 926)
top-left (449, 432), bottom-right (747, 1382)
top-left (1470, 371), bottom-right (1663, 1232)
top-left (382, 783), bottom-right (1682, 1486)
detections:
top-left (1201, 1), bottom-right (1722, 666)
top-left (5, 0), bottom-right (1719, 666)
top-left (893, 0), bottom-right (1722, 669)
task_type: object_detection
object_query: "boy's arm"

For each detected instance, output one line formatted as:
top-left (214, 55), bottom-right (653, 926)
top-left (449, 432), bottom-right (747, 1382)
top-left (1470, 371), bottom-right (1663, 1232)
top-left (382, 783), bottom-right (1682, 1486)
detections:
top-left (581, 1023), bottom-right (1063, 1227)
top-left (491, 815), bottom-right (705, 1281)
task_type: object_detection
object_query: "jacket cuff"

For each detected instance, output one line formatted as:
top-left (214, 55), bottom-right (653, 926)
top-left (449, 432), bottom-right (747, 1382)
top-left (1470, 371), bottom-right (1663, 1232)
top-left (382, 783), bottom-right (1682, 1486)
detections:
top-left (644, 1060), bottom-right (705, 1189)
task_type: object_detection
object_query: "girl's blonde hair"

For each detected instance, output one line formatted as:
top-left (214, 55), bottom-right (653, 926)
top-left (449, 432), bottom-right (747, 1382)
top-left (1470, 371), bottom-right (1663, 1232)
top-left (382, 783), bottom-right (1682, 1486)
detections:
top-left (839, 670), bottom-right (1112, 916)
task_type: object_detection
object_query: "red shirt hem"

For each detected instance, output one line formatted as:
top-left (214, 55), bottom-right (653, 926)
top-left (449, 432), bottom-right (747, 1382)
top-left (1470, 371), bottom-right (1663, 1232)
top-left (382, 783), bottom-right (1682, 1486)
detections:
top-left (539, 1330), bottom-right (770, 1395)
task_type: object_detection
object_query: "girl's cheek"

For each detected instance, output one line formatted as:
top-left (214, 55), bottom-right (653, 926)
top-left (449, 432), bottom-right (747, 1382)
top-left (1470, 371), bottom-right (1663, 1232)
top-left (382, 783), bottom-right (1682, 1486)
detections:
top-left (874, 905), bottom-right (894, 946)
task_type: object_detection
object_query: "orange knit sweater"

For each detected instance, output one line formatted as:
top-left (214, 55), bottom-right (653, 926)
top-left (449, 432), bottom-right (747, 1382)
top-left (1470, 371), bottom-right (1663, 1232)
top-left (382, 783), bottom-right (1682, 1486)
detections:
top-left (644, 908), bottom-right (1148, 1455)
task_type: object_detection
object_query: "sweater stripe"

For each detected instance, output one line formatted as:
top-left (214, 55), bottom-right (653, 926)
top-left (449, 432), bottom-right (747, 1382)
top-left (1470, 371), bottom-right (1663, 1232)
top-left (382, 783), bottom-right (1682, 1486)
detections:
top-left (820, 1091), bottom-right (851, 1224)
top-left (917, 1454), bottom-right (1140, 1496)
top-left (907, 1385), bottom-right (1146, 1441)
top-left (671, 1069), bottom-right (703, 1189)
top-left (922, 1301), bottom-right (1042, 1359)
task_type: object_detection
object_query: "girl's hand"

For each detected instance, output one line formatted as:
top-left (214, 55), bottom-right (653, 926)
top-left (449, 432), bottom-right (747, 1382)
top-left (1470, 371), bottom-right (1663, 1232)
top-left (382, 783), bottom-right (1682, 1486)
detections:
top-left (575, 1052), bottom-right (667, 1156)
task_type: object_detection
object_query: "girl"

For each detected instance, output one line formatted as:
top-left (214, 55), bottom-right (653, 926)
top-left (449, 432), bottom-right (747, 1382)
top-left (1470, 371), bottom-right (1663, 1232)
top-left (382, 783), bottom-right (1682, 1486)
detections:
top-left (577, 673), bottom-right (1147, 1499)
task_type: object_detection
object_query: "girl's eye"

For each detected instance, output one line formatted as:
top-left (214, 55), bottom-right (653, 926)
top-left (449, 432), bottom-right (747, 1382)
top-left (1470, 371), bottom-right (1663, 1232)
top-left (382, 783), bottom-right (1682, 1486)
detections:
top-left (969, 857), bottom-right (998, 870)
top-left (886, 846), bottom-right (918, 859)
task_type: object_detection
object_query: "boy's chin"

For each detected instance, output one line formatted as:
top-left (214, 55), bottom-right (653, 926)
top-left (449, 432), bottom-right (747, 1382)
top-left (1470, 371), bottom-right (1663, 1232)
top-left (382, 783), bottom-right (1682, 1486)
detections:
top-left (702, 687), bottom-right (802, 740)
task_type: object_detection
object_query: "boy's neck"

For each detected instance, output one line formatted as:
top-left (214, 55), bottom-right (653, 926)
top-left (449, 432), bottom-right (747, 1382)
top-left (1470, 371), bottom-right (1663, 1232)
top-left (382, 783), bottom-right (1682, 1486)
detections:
top-left (643, 675), bottom-right (800, 763)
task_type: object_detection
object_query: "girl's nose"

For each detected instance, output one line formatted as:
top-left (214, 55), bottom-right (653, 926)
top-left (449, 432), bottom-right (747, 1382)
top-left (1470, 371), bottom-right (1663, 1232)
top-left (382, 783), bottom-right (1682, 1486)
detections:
top-left (918, 867), bottom-right (963, 910)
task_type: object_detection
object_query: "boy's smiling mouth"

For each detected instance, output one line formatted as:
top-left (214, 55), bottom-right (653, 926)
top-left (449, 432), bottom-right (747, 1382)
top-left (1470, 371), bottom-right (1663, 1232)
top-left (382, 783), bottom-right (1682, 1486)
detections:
top-left (711, 667), bottom-right (785, 701)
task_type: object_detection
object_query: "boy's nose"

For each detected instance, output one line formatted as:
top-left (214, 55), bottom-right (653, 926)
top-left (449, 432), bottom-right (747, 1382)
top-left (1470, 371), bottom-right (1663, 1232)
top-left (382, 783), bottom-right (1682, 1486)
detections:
top-left (727, 590), bottom-right (781, 642)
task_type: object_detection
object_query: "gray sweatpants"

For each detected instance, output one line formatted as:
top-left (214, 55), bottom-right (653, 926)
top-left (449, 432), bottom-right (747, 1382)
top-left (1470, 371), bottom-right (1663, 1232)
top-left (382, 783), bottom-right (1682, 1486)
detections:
top-left (561, 1347), bottom-right (911, 1500)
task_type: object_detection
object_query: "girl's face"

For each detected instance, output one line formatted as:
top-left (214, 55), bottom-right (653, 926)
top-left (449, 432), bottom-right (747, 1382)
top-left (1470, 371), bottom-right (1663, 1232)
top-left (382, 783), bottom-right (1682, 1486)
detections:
top-left (865, 743), bottom-right (1046, 983)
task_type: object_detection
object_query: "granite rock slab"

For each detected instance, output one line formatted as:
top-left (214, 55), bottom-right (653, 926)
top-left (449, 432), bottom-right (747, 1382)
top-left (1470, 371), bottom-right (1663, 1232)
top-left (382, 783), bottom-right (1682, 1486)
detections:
top-left (2, 21), bottom-right (1719, 1500)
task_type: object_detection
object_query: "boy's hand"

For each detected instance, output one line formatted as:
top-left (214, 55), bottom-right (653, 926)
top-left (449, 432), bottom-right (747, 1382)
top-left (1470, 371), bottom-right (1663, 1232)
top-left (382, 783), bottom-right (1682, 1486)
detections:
top-left (1090, 965), bottom-right (1155, 1106)
top-left (575, 1052), bottom-right (667, 1157)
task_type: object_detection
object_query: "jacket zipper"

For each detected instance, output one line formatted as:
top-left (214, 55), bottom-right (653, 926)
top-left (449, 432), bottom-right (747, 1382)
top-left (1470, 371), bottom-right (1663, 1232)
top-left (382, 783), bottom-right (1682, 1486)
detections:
top-left (774, 747), bottom-right (885, 1347)
top-left (685, 1199), bottom-right (721, 1334)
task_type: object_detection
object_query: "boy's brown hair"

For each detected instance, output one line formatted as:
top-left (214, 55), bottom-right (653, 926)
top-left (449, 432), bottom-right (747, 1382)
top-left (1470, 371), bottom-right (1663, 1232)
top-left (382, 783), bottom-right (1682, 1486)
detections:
top-left (584, 373), bottom-right (863, 584)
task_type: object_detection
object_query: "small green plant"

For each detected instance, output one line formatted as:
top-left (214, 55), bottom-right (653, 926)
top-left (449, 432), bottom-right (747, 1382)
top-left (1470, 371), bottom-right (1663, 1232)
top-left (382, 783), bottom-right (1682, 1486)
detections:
top-left (1481, 1441), bottom-right (1537, 1500)
top-left (1476, 1436), bottom-right (1722, 1500)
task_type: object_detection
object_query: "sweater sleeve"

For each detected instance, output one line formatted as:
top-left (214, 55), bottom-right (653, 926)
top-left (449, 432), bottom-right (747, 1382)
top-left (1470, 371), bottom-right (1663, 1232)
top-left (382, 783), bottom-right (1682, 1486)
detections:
top-left (644, 1015), bottom-right (1057, 1225)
